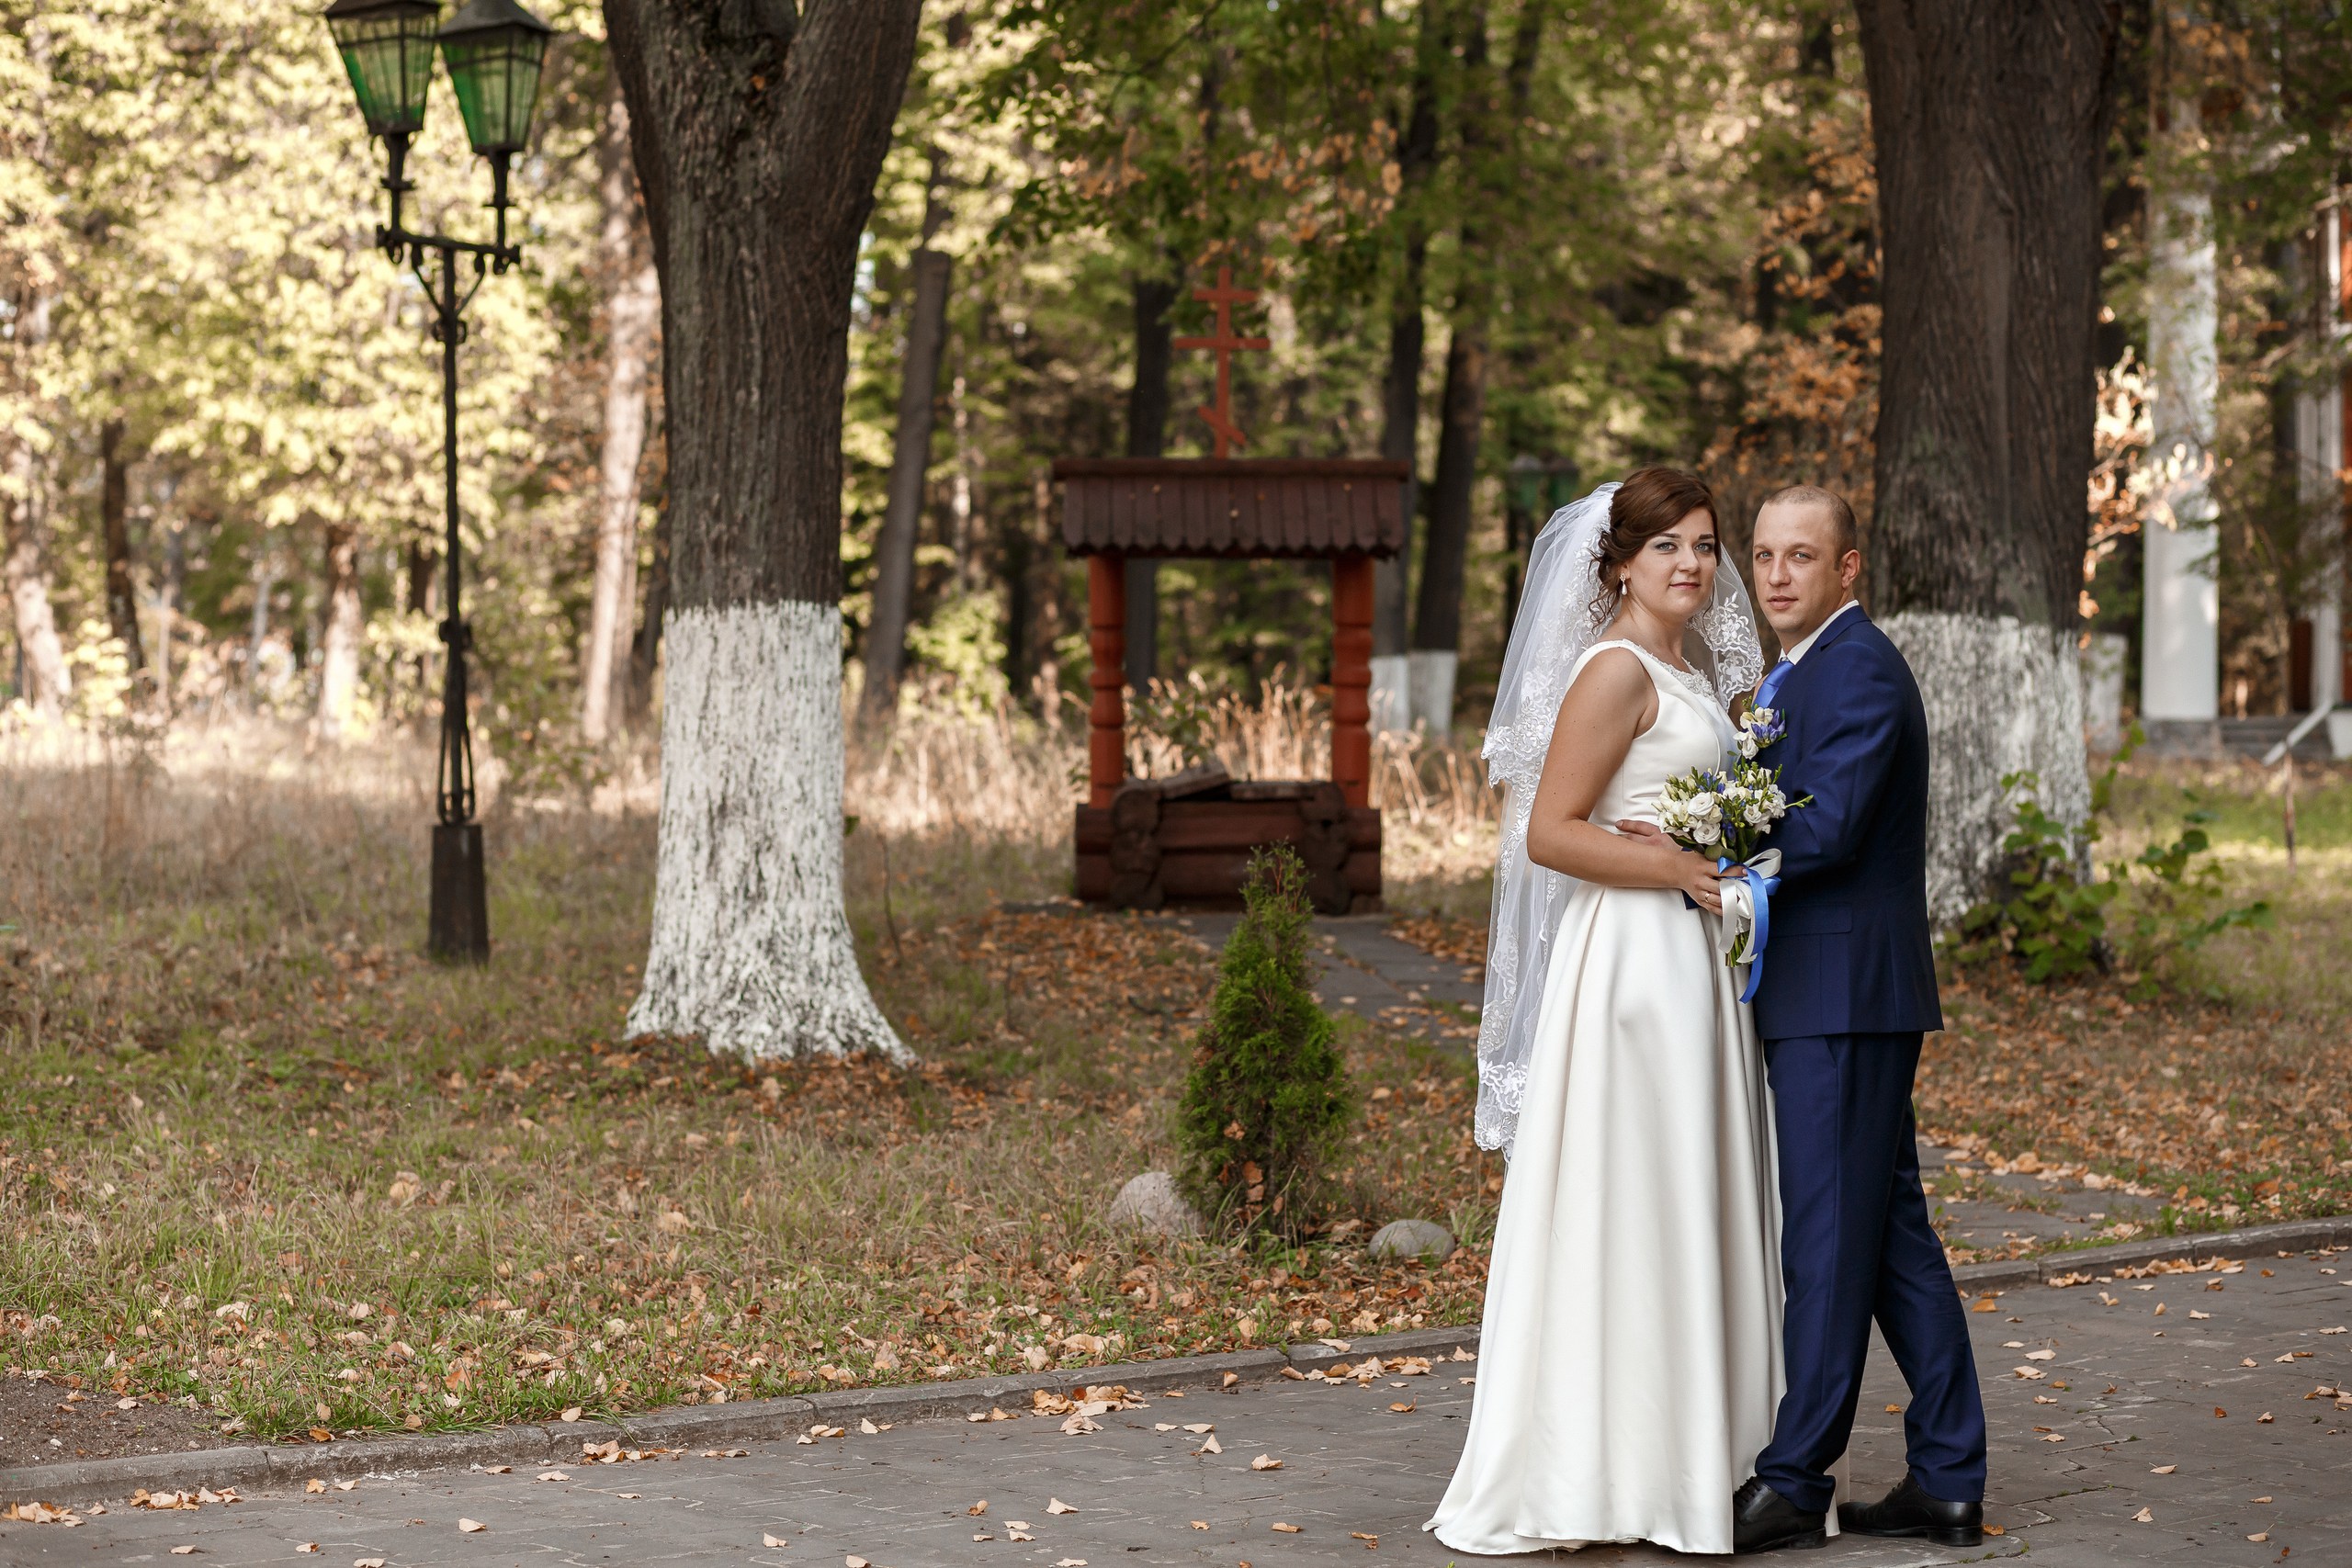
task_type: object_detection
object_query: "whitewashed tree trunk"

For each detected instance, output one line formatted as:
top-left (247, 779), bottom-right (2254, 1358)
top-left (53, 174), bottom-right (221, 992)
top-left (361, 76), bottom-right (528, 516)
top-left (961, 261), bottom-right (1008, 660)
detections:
top-left (627, 603), bottom-right (908, 1063)
top-left (2, 442), bottom-right (71, 716)
top-left (1857, 0), bottom-right (2116, 916)
top-left (316, 519), bottom-right (363, 740)
top-left (609, 0), bottom-right (919, 1064)
top-left (2140, 90), bottom-right (2220, 741)
top-left (1883, 613), bottom-right (2089, 924)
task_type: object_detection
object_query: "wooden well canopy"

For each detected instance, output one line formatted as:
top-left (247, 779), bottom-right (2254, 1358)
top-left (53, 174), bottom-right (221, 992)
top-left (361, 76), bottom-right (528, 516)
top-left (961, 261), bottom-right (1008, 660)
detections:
top-left (1056, 456), bottom-right (1409, 915)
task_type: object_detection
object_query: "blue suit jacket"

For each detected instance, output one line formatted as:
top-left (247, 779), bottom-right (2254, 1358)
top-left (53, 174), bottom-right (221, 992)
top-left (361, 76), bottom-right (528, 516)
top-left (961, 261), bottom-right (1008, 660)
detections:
top-left (1751, 608), bottom-right (1943, 1041)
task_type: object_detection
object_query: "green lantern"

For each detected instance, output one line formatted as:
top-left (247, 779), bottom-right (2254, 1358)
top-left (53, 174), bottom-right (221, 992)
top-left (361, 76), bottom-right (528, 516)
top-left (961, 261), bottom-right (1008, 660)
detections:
top-left (1507, 455), bottom-right (1545, 520)
top-left (323, 0), bottom-right (441, 139)
top-left (1545, 457), bottom-right (1584, 512)
top-left (436, 0), bottom-right (554, 158)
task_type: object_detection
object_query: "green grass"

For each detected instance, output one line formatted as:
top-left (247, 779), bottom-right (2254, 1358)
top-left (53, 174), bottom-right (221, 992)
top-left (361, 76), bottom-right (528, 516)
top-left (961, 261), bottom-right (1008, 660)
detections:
top-left (0, 738), bottom-right (1496, 1447)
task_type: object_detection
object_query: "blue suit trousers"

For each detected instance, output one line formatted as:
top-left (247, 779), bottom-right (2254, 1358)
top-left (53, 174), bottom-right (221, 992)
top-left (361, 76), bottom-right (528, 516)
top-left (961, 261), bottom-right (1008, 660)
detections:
top-left (1754, 1032), bottom-right (1986, 1512)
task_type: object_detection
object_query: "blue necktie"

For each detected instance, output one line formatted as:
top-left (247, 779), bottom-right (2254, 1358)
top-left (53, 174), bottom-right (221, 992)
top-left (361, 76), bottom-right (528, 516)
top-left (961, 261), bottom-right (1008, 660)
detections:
top-left (1756, 656), bottom-right (1794, 712)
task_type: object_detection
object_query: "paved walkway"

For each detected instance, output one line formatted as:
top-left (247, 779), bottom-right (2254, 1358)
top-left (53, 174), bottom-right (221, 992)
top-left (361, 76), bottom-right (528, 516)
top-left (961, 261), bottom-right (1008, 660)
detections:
top-left (19, 1250), bottom-right (2349, 1565)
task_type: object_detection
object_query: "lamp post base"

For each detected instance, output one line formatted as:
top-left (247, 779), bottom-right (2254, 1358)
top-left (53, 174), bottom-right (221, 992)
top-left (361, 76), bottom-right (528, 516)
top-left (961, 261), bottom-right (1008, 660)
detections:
top-left (429, 822), bottom-right (491, 964)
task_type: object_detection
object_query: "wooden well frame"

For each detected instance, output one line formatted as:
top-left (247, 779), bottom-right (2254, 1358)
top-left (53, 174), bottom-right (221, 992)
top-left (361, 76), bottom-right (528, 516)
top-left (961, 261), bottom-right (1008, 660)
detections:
top-left (1055, 457), bottom-right (1408, 914)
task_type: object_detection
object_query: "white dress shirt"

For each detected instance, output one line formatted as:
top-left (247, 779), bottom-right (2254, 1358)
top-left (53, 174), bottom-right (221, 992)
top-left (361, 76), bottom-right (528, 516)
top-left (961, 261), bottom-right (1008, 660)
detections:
top-left (1781, 598), bottom-right (1861, 664)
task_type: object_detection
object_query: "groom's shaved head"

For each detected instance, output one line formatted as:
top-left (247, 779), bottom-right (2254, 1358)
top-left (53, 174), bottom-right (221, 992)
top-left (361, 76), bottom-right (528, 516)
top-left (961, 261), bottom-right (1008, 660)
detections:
top-left (1758, 484), bottom-right (1858, 557)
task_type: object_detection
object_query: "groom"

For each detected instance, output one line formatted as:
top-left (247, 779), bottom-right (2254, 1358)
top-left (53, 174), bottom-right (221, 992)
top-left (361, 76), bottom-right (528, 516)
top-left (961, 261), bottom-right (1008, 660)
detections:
top-left (1727, 486), bottom-right (1986, 1552)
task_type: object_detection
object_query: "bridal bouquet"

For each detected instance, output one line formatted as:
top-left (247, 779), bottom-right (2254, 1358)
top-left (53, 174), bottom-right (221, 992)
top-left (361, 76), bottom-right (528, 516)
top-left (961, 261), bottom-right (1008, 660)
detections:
top-left (1655, 708), bottom-right (1810, 993)
top-left (1655, 760), bottom-right (1803, 864)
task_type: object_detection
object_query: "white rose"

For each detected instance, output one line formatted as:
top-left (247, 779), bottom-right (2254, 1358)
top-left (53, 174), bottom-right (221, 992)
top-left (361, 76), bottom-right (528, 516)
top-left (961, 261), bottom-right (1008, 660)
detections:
top-left (1692, 819), bottom-right (1721, 845)
top-left (1690, 792), bottom-right (1720, 819)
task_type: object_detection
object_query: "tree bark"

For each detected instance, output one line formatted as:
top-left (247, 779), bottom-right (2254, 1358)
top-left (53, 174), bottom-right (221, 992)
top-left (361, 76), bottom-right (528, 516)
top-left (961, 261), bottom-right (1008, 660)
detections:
top-left (1410, 312), bottom-right (1484, 730)
top-left (2, 439), bottom-right (71, 716)
top-left (100, 418), bottom-right (145, 675)
top-left (582, 77), bottom-right (662, 745)
top-left (859, 148), bottom-right (954, 728)
top-left (1123, 273), bottom-right (1177, 691)
top-left (1370, 5), bottom-right (1445, 735)
top-left (1412, 2), bottom-right (1542, 734)
top-left (606, 0), bottom-right (921, 1064)
top-left (1857, 0), bottom-right (2120, 919)
top-left (316, 518), bottom-right (363, 740)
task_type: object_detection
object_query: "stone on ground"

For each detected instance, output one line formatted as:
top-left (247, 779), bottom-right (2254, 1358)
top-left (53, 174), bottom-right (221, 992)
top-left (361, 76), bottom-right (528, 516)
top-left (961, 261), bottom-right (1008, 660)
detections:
top-left (1369, 1217), bottom-right (1455, 1260)
top-left (1108, 1170), bottom-right (1202, 1237)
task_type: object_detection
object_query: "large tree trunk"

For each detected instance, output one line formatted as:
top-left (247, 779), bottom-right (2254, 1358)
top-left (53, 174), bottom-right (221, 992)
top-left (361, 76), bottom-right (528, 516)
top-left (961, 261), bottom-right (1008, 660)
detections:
top-left (1857, 0), bottom-right (2120, 920)
top-left (2, 440), bottom-right (71, 716)
top-left (859, 149), bottom-right (954, 728)
top-left (316, 518), bottom-right (363, 740)
top-left (1123, 273), bottom-right (1176, 690)
top-left (582, 77), bottom-right (662, 745)
top-left (1370, 6), bottom-right (1444, 737)
top-left (1410, 313), bottom-right (1485, 733)
top-left (1411, 2), bottom-right (1541, 736)
top-left (100, 418), bottom-right (146, 675)
top-left (607, 0), bottom-right (920, 1064)
top-left (2139, 16), bottom-right (2221, 749)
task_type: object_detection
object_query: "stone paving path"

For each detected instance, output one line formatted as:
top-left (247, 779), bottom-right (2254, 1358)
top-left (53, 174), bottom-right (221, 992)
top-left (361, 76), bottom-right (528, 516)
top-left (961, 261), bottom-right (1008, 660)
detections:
top-left (20, 1250), bottom-right (2350, 1566)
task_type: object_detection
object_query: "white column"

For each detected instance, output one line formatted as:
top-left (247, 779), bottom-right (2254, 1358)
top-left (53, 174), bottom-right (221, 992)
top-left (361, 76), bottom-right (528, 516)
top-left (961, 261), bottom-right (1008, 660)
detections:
top-left (2308, 208), bottom-right (2346, 714)
top-left (2141, 125), bottom-right (2220, 729)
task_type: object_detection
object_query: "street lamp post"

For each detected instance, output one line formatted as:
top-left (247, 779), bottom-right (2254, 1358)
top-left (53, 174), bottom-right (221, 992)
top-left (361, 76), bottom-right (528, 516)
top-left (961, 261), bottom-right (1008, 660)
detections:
top-left (322, 0), bottom-right (552, 964)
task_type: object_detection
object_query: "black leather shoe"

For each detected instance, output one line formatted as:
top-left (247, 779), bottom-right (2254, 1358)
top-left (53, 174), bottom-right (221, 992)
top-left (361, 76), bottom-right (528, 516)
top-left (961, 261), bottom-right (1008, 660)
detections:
top-left (1732, 1477), bottom-right (1826, 1553)
top-left (1839, 1473), bottom-right (1984, 1548)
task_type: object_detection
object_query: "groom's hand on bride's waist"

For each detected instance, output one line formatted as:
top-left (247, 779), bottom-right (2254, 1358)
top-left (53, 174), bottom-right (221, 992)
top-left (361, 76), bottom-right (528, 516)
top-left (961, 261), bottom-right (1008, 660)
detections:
top-left (1614, 818), bottom-right (1747, 877)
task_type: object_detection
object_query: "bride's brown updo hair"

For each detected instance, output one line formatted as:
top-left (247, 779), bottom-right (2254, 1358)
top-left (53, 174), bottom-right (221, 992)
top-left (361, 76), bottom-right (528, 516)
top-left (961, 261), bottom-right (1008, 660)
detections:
top-left (1589, 466), bottom-right (1719, 625)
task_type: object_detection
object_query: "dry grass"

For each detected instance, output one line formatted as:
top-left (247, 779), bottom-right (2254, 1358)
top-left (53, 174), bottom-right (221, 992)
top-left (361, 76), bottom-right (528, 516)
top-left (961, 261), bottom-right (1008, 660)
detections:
top-left (845, 674), bottom-right (1500, 913)
top-left (0, 704), bottom-right (1500, 1450)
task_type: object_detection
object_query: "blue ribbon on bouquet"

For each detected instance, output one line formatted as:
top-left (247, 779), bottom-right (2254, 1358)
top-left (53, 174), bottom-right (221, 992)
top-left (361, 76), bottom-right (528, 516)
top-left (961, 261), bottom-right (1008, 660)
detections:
top-left (1716, 849), bottom-right (1783, 1004)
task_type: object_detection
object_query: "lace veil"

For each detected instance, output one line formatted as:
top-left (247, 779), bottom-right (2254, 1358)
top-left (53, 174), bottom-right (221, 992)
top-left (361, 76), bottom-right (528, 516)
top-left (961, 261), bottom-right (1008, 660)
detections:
top-left (1473, 482), bottom-right (1766, 1156)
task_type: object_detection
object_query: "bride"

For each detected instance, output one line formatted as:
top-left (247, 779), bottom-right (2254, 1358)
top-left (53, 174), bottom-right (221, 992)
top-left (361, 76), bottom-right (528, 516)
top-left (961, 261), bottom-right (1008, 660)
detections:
top-left (1427, 468), bottom-right (1786, 1555)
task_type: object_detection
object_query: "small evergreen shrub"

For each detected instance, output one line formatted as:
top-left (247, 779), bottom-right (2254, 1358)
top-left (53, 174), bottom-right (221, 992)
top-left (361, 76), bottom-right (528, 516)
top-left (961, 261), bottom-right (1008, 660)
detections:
top-left (1175, 845), bottom-right (1353, 1237)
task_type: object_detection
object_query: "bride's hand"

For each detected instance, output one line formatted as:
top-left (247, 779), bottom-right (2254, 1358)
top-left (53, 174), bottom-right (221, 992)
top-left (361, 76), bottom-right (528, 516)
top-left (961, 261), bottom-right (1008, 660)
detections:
top-left (1617, 819), bottom-right (1743, 913)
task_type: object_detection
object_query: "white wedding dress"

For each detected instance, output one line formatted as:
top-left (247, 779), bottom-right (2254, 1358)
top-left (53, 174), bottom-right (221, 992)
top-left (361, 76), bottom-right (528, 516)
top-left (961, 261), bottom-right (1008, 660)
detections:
top-left (1429, 640), bottom-right (1785, 1556)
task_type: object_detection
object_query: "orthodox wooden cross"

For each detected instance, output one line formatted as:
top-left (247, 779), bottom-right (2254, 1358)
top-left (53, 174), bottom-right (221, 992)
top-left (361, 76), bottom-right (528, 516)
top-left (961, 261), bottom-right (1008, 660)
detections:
top-left (1172, 265), bottom-right (1271, 458)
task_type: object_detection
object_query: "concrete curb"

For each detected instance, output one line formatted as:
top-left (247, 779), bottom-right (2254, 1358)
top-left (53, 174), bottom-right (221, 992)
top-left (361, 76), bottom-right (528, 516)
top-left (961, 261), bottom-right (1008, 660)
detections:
top-left (5, 1219), bottom-right (2339, 1506)
top-left (1950, 1214), bottom-right (2352, 1293)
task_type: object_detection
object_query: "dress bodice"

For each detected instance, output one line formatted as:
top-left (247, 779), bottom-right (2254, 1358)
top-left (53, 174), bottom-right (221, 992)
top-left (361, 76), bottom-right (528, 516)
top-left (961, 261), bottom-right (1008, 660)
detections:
top-left (1573, 639), bottom-right (1735, 828)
